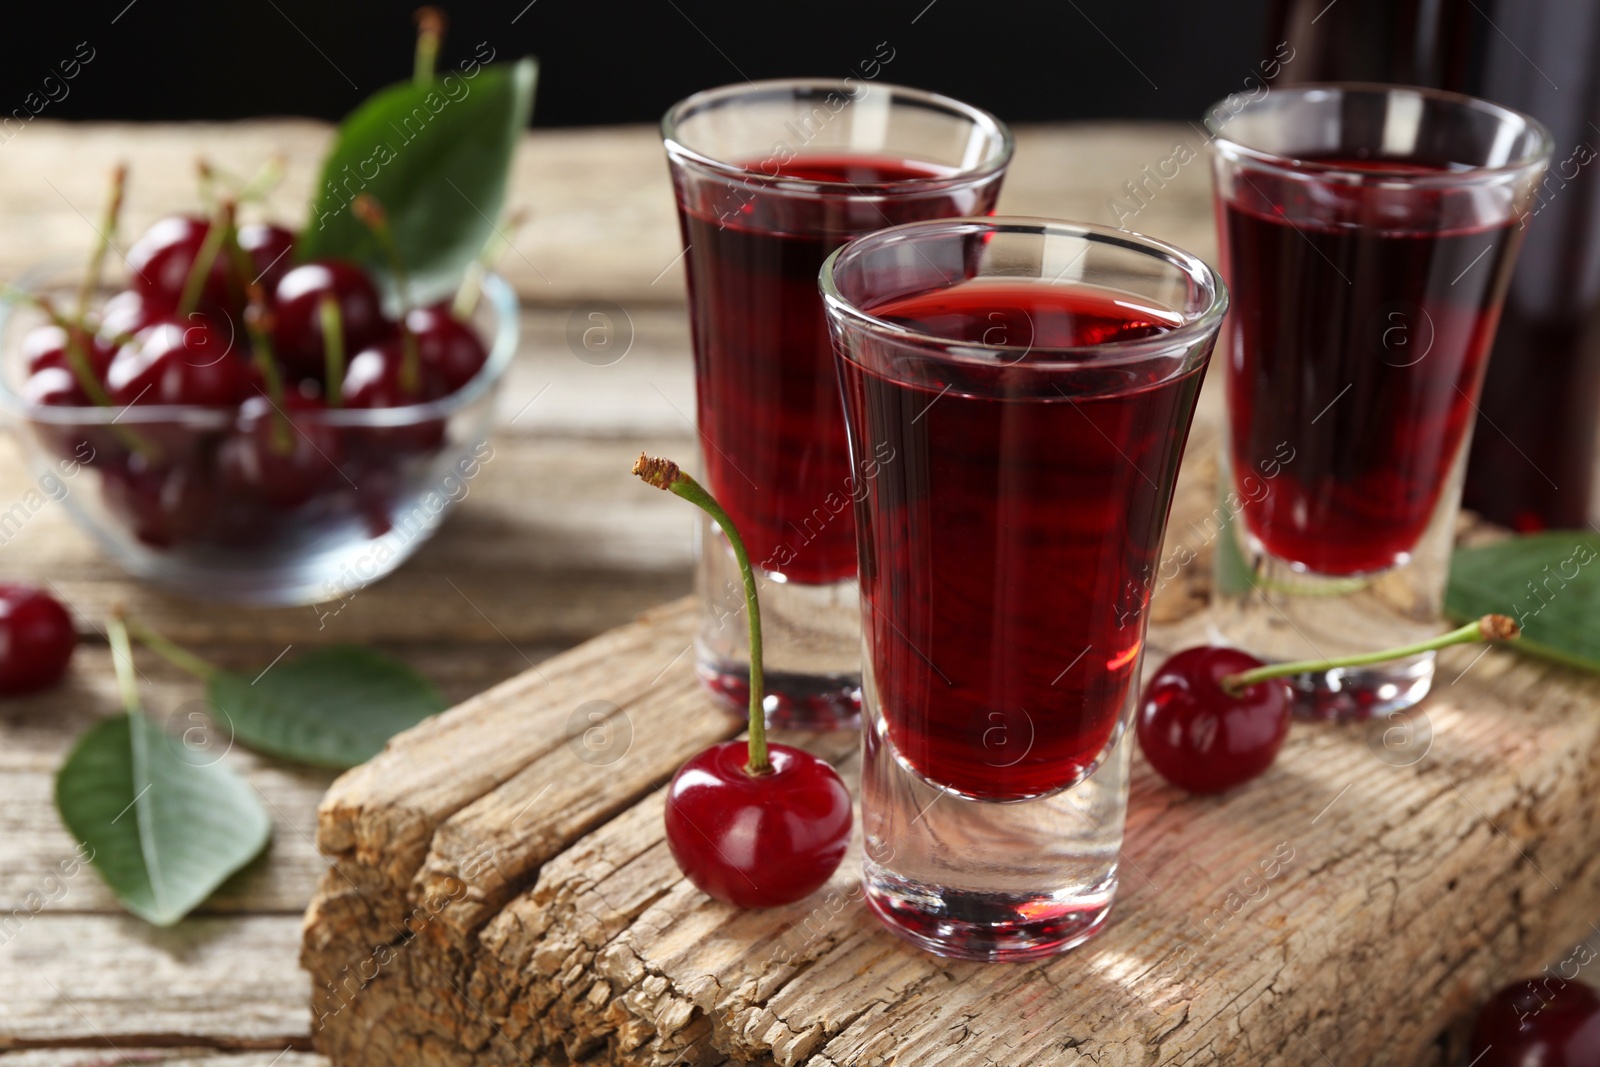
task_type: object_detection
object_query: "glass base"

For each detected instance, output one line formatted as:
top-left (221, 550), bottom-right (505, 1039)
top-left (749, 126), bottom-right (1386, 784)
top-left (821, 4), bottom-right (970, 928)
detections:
top-left (695, 514), bottom-right (860, 732)
top-left (864, 861), bottom-right (1114, 962)
top-left (697, 661), bottom-right (861, 731)
top-left (1281, 652), bottom-right (1435, 722)
top-left (1210, 445), bottom-right (1461, 723)
top-left (859, 676), bottom-right (1131, 962)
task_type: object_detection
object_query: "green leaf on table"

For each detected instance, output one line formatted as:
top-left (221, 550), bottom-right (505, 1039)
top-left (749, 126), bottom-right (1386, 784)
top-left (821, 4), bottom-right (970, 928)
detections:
top-left (208, 646), bottom-right (448, 769)
top-left (55, 712), bottom-right (271, 927)
top-left (1445, 531), bottom-right (1600, 672)
top-left (297, 56), bottom-right (537, 307)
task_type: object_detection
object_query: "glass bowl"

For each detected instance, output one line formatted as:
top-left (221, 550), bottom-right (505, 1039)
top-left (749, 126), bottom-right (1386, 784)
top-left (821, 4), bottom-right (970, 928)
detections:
top-left (0, 269), bottom-right (518, 605)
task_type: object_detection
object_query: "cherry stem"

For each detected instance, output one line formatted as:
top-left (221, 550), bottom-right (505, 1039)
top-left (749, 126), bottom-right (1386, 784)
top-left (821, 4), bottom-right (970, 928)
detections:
top-left (453, 208), bottom-right (526, 319)
top-left (121, 613), bottom-right (218, 682)
top-left (352, 194), bottom-right (420, 395)
top-left (201, 156), bottom-right (284, 207)
top-left (177, 200), bottom-right (233, 320)
top-left (21, 292), bottom-right (115, 408)
top-left (220, 217), bottom-right (290, 448)
top-left (320, 296), bottom-right (345, 407)
top-left (633, 453), bottom-right (770, 775)
top-left (1222, 614), bottom-right (1521, 695)
top-left (77, 163), bottom-right (126, 324)
top-left (197, 159), bottom-right (217, 215)
top-left (106, 611), bottom-right (145, 715)
top-left (414, 7), bottom-right (446, 83)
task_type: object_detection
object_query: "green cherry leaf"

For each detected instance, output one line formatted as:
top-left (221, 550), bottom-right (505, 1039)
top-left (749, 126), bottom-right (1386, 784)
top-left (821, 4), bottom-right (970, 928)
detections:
top-left (55, 712), bottom-right (272, 927)
top-left (297, 56), bottom-right (537, 306)
top-left (207, 647), bottom-right (447, 769)
top-left (1445, 531), bottom-right (1600, 673)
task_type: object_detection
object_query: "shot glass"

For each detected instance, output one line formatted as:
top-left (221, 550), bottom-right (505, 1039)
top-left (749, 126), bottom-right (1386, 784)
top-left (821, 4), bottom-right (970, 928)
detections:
top-left (823, 218), bottom-right (1226, 960)
top-left (662, 79), bottom-right (1012, 731)
top-left (1208, 84), bottom-right (1552, 720)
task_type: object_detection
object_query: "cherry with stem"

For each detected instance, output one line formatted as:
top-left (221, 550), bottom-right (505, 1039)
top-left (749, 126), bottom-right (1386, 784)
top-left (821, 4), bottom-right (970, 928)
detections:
top-left (352, 193), bottom-right (423, 397)
top-left (55, 166), bottom-right (127, 407)
top-left (634, 453), bottom-right (852, 909)
top-left (1137, 615), bottom-right (1522, 795)
top-left (175, 200), bottom-right (237, 321)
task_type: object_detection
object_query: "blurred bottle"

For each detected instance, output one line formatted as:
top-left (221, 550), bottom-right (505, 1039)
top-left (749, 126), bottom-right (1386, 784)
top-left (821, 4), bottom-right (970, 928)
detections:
top-left (1268, 0), bottom-right (1600, 531)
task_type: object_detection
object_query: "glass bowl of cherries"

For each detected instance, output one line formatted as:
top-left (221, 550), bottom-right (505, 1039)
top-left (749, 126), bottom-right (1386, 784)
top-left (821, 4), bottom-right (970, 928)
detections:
top-left (0, 190), bottom-right (517, 605)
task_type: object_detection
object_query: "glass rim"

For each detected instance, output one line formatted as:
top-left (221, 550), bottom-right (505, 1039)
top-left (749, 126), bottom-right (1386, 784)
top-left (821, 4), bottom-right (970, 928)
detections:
top-left (1207, 81), bottom-right (1555, 186)
top-left (819, 216), bottom-right (1229, 368)
top-left (661, 78), bottom-right (1014, 196)
top-left (0, 270), bottom-right (520, 428)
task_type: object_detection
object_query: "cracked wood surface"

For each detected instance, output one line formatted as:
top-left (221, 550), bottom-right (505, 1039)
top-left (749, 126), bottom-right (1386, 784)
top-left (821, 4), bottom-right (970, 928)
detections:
top-left (302, 524), bottom-right (1600, 1065)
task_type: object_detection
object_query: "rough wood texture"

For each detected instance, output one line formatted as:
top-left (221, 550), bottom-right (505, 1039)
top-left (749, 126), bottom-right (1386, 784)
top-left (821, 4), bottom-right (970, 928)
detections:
top-left (302, 536), bottom-right (1600, 1065)
top-left (0, 916), bottom-right (311, 1050)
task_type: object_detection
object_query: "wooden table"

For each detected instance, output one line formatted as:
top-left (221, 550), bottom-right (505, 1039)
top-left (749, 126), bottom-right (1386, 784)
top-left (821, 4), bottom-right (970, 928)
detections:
top-left (0, 119), bottom-right (1591, 1066)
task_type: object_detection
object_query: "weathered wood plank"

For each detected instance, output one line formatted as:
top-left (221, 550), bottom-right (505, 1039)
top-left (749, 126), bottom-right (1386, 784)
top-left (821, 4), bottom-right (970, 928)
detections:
top-left (0, 122), bottom-right (1211, 308)
top-left (0, 916), bottom-right (310, 1049)
top-left (302, 528), bottom-right (1600, 1066)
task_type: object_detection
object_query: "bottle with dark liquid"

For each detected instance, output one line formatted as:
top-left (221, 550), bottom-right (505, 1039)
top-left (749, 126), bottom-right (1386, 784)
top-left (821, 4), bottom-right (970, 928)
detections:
top-left (1269, 0), bottom-right (1600, 530)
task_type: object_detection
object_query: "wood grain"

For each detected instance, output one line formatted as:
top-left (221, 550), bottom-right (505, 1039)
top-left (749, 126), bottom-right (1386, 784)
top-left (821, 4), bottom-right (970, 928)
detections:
top-left (5, 121), bottom-right (1214, 308)
top-left (0, 916), bottom-right (311, 1050)
top-left (302, 578), bottom-right (1600, 1066)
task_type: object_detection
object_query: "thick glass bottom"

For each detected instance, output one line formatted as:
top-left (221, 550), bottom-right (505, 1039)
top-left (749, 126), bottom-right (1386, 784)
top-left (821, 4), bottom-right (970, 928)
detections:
top-left (864, 861), bottom-right (1114, 962)
top-left (1210, 446), bottom-right (1462, 723)
top-left (1281, 653), bottom-right (1435, 722)
top-left (859, 667), bottom-right (1131, 962)
top-left (696, 514), bottom-right (860, 731)
top-left (697, 661), bottom-right (861, 731)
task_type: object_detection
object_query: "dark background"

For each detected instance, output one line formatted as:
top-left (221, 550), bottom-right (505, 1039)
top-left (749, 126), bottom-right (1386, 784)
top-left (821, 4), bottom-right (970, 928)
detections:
top-left (3, 0), bottom-right (1271, 128)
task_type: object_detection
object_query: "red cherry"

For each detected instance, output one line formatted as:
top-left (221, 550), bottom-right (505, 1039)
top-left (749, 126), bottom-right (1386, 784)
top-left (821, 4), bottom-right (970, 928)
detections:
top-left (100, 453), bottom-right (217, 548)
top-left (0, 584), bottom-right (76, 695)
top-left (98, 289), bottom-right (155, 343)
top-left (23, 324), bottom-right (115, 379)
top-left (20, 368), bottom-right (119, 466)
top-left (272, 261), bottom-right (388, 380)
top-left (218, 394), bottom-right (345, 509)
top-left (127, 216), bottom-right (236, 314)
top-left (236, 223), bottom-right (296, 293)
top-left (406, 304), bottom-right (488, 393)
top-left (24, 366), bottom-right (89, 407)
top-left (342, 341), bottom-right (446, 403)
top-left (663, 740), bottom-right (852, 908)
top-left (1471, 978), bottom-right (1600, 1066)
top-left (340, 341), bottom-right (447, 455)
top-left (106, 319), bottom-right (252, 407)
top-left (1136, 646), bottom-right (1290, 794)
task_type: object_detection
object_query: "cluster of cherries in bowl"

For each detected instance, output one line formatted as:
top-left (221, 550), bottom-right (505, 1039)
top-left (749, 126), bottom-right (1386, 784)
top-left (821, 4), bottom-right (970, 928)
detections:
top-left (19, 208), bottom-right (489, 550)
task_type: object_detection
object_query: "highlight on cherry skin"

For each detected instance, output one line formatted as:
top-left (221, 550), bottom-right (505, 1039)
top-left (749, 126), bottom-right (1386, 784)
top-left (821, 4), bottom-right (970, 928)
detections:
top-left (633, 453), bottom-right (853, 909)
